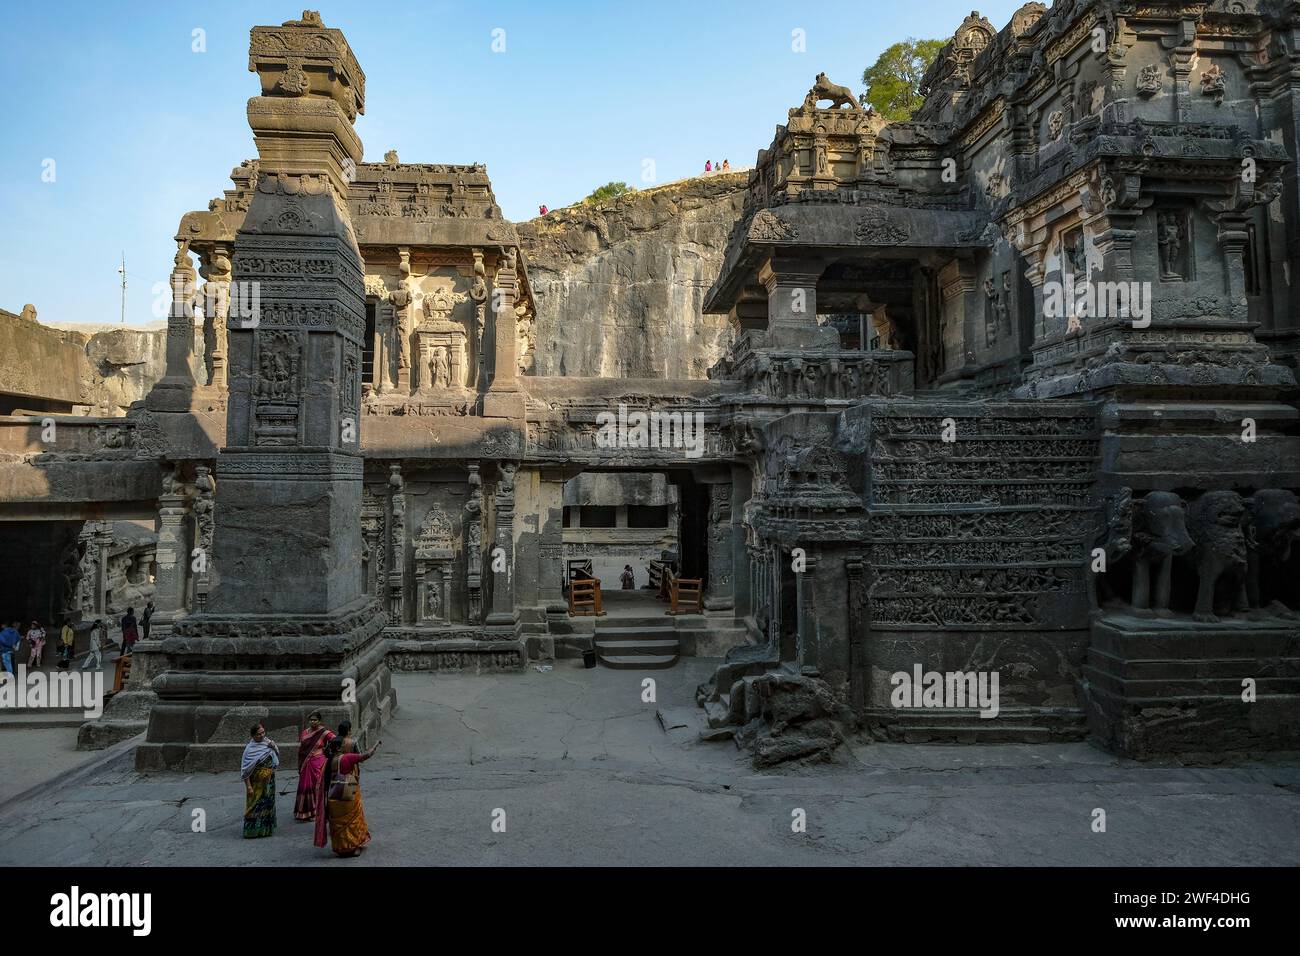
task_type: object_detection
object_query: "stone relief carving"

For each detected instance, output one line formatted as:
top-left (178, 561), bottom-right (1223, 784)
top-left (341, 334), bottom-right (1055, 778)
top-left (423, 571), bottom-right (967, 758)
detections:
top-left (1136, 64), bottom-right (1162, 97)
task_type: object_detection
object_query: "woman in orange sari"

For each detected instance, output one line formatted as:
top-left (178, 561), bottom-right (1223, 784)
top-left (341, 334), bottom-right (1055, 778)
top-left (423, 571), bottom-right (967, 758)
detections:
top-left (314, 736), bottom-right (380, 857)
top-left (294, 711), bottom-right (335, 821)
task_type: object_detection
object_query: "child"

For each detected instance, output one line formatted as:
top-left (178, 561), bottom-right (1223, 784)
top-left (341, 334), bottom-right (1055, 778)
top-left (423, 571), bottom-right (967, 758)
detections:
top-left (26, 620), bottom-right (46, 667)
top-left (59, 619), bottom-right (75, 668)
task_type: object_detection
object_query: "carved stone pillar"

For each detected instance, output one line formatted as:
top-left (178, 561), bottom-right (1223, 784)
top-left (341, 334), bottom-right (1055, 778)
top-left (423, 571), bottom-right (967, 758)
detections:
top-left (796, 553), bottom-right (819, 671)
top-left (92, 523), bottom-right (113, 615)
top-left (393, 247), bottom-right (414, 394)
top-left (388, 463), bottom-right (406, 625)
top-left (152, 466), bottom-right (192, 628)
top-left (147, 241), bottom-right (198, 411)
top-left (759, 256), bottom-right (834, 346)
top-left (537, 469), bottom-right (566, 611)
top-left (1214, 213), bottom-right (1251, 323)
top-left (485, 462), bottom-right (518, 625)
top-left (704, 483), bottom-right (735, 612)
top-left (465, 462), bottom-right (484, 624)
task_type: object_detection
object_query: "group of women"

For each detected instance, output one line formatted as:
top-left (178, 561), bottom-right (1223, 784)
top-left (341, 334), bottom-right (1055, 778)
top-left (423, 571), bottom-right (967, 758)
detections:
top-left (239, 712), bottom-right (381, 857)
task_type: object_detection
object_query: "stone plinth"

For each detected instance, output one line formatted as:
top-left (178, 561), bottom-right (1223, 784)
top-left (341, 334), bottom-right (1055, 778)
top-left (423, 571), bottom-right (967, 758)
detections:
top-left (1082, 616), bottom-right (1300, 758)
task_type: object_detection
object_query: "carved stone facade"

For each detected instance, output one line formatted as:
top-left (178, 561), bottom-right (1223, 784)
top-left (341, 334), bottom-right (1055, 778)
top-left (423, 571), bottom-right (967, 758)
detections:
top-left (43, 3), bottom-right (1300, 763)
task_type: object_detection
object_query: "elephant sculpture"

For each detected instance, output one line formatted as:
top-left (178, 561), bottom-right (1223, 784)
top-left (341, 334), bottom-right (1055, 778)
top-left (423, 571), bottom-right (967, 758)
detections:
top-left (1188, 490), bottom-right (1249, 623)
top-left (1100, 488), bottom-right (1194, 616)
top-left (1245, 489), bottom-right (1300, 616)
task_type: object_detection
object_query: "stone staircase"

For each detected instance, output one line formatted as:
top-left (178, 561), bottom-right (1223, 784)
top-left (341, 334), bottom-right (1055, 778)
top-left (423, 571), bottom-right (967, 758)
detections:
top-left (594, 615), bottom-right (680, 669)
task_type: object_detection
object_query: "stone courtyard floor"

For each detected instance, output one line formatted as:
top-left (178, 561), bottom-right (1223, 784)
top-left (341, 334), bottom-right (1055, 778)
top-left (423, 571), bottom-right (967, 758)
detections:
top-left (2, 660), bottom-right (1299, 866)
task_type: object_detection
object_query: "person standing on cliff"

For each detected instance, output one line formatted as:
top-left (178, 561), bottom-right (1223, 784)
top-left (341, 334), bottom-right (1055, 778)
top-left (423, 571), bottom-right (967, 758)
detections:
top-left (705, 160), bottom-right (712, 172)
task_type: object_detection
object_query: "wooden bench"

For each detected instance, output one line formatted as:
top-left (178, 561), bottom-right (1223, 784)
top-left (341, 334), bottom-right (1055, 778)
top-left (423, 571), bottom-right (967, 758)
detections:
top-left (568, 577), bottom-right (606, 616)
top-left (665, 577), bottom-right (703, 615)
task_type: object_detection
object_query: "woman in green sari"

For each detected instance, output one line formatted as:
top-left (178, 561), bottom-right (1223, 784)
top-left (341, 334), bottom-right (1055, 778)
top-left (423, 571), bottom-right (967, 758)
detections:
top-left (241, 723), bottom-right (280, 838)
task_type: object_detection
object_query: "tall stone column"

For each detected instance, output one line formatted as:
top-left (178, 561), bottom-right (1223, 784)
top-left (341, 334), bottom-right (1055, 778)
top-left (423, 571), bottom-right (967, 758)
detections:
top-left (138, 12), bottom-right (391, 771)
top-left (486, 462), bottom-right (518, 625)
top-left (151, 465), bottom-right (192, 628)
top-left (146, 242), bottom-right (199, 411)
top-left (537, 469), bottom-right (566, 611)
top-left (483, 251), bottom-right (524, 418)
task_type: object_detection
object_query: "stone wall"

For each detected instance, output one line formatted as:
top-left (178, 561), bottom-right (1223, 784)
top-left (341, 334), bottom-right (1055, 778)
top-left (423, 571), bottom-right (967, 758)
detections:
top-left (517, 173), bottom-right (747, 379)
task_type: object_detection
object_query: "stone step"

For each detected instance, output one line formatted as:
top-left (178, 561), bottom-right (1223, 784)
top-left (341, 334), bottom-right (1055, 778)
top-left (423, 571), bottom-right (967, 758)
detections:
top-left (595, 626), bottom-right (678, 640)
top-left (594, 638), bottom-right (680, 655)
top-left (599, 653), bottom-right (678, 669)
top-left (596, 616), bottom-right (668, 630)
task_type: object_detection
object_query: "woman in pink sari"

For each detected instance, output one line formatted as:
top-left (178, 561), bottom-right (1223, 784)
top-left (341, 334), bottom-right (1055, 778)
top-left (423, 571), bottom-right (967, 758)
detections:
top-left (294, 711), bottom-right (335, 822)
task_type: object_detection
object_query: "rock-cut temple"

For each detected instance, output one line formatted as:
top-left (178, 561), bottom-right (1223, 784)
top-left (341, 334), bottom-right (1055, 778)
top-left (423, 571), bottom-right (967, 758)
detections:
top-left (1, 2), bottom-right (1299, 767)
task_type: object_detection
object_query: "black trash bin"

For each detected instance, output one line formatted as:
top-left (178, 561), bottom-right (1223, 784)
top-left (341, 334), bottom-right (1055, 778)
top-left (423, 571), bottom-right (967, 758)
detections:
top-left (582, 648), bottom-right (597, 669)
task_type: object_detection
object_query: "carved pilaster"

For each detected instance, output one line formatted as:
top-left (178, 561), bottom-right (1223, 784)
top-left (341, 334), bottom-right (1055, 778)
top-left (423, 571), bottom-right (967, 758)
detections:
top-left (485, 462), bottom-right (517, 624)
top-left (388, 462), bottom-right (406, 624)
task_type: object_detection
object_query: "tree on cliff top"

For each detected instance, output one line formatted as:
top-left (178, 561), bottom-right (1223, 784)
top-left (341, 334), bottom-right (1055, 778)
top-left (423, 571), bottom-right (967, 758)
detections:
top-left (860, 38), bottom-right (944, 121)
top-left (583, 182), bottom-right (635, 205)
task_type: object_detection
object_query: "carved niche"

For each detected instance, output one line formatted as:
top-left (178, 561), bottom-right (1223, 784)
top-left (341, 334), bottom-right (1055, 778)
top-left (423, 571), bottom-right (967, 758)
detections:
top-left (414, 508), bottom-right (455, 626)
top-left (253, 330), bottom-right (301, 444)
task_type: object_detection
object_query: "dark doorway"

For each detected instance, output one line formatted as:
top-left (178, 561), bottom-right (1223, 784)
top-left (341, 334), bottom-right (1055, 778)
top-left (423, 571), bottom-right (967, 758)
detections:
top-left (678, 481), bottom-right (710, 583)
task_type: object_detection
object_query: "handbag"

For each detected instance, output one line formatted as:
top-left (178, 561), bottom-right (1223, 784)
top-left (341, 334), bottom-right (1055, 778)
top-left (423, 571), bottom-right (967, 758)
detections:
top-left (326, 764), bottom-right (358, 801)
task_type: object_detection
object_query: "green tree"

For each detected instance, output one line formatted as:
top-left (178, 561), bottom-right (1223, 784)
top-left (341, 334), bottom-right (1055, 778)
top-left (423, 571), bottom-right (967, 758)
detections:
top-left (860, 38), bottom-right (945, 121)
top-left (583, 181), bottom-right (635, 205)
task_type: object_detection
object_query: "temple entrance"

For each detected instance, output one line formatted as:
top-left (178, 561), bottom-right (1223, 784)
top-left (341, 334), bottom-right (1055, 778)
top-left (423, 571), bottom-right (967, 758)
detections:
top-left (560, 471), bottom-right (682, 594)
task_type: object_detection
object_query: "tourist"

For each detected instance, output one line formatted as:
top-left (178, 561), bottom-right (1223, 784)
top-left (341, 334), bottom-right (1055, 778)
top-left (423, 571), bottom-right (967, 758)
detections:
top-left (294, 710), bottom-right (335, 822)
top-left (81, 620), bottom-right (107, 670)
top-left (723, 159), bottom-right (730, 170)
top-left (120, 606), bottom-right (138, 657)
top-left (705, 160), bottom-right (712, 172)
top-left (58, 619), bottom-right (75, 667)
top-left (241, 723), bottom-right (279, 838)
top-left (539, 204), bottom-right (548, 216)
top-left (0, 621), bottom-right (19, 675)
top-left (141, 600), bottom-right (155, 642)
top-left (314, 736), bottom-right (380, 857)
top-left (26, 620), bottom-right (46, 668)
top-left (337, 718), bottom-right (360, 754)
top-left (621, 565), bottom-right (635, 590)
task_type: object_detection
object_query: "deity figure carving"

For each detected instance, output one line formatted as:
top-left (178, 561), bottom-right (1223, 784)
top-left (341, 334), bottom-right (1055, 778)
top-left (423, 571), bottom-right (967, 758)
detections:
top-left (1189, 491), bottom-right (1248, 623)
top-left (1136, 63), bottom-right (1162, 97)
top-left (1047, 110), bottom-right (1064, 142)
top-left (429, 347), bottom-right (451, 388)
top-left (1200, 62), bottom-right (1225, 103)
top-left (1157, 211), bottom-right (1184, 280)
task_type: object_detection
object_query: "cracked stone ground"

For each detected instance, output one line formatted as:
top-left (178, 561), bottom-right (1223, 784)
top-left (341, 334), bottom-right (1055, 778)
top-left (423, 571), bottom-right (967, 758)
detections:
top-left (2, 660), bottom-right (1299, 866)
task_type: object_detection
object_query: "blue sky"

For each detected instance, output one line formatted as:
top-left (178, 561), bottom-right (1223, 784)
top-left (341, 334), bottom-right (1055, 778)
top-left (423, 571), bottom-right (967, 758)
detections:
top-left (0, 0), bottom-right (1025, 326)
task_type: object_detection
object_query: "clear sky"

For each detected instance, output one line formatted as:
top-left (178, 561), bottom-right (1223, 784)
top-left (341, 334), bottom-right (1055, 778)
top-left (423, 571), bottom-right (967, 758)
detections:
top-left (0, 0), bottom-right (1026, 326)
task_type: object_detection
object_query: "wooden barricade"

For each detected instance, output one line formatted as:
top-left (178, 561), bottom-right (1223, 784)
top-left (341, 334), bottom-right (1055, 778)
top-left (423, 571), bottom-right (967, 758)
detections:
top-left (568, 578), bottom-right (606, 616)
top-left (665, 577), bottom-right (703, 615)
top-left (112, 654), bottom-right (132, 694)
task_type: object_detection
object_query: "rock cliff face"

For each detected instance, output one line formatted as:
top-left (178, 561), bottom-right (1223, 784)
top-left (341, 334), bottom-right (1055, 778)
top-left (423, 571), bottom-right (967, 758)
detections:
top-left (517, 172), bottom-right (748, 380)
